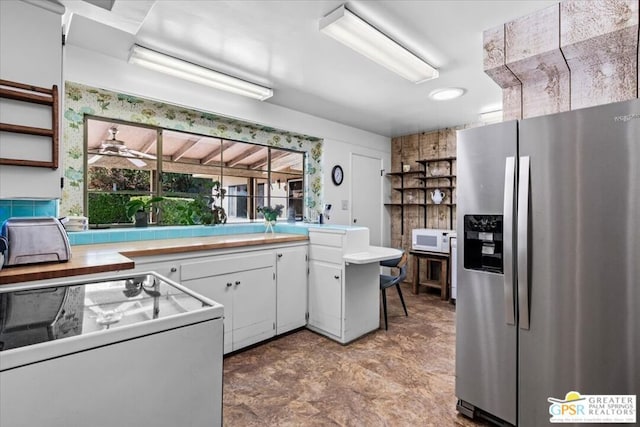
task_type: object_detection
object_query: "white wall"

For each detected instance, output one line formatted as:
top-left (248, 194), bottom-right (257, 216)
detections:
top-left (64, 45), bottom-right (391, 245)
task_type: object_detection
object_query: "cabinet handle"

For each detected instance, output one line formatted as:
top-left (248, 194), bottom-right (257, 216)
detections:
top-left (235, 280), bottom-right (241, 285)
top-left (334, 275), bottom-right (340, 279)
top-left (170, 267), bottom-right (177, 273)
top-left (277, 253), bottom-right (283, 258)
top-left (226, 282), bottom-right (233, 287)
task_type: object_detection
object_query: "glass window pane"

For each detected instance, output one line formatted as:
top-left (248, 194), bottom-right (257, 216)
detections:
top-left (85, 120), bottom-right (307, 227)
top-left (86, 119), bottom-right (158, 226)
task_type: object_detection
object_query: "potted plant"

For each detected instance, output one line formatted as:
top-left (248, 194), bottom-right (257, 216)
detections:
top-left (125, 196), bottom-right (165, 227)
top-left (176, 181), bottom-right (227, 226)
top-left (257, 204), bottom-right (284, 233)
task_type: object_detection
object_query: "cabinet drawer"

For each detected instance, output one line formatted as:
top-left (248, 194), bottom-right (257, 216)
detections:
top-left (181, 252), bottom-right (274, 281)
top-left (309, 246), bottom-right (344, 264)
top-left (309, 231), bottom-right (343, 248)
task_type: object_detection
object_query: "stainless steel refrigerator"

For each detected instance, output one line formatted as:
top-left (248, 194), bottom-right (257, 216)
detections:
top-left (455, 98), bottom-right (640, 426)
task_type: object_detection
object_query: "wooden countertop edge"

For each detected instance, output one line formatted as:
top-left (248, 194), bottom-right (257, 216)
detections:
top-left (118, 234), bottom-right (308, 257)
top-left (0, 234), bottom-right (308, 285)
top-left (0, 260), bottom-right (136, 285)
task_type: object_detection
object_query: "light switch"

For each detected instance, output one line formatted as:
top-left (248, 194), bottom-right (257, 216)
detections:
top-left (341, 200), bottom-right (348, 210)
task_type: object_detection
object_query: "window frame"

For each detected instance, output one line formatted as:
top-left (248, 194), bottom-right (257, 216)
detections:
top-left (83, 115), bottom-right (306, 226)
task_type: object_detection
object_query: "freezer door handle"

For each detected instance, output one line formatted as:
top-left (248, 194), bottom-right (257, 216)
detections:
top-left (517, 156), bottom-right (531, 330)
top-left (503, 156), bottom-right (516, 325)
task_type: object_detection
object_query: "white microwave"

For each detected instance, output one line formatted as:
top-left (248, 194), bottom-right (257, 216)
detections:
top-left (412, 228), bottom-right (455, 253)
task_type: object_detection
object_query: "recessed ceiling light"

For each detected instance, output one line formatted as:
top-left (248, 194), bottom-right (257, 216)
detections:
top-left (429, 87), bottom-right (466, 101)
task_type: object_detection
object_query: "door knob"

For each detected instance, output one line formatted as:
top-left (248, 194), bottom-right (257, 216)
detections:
top-left (235, 280), bottom-right (241, 285)
top-left (226, 282), bottom-right (233, 287)
top-left (170, 267), bottom-right (177, 272)
top-left (353, 218), bottom-right (357, 223)
top-left (334, 275), bottom-right (340, 279)
top-left (277, 253), bottom-right (283, 258)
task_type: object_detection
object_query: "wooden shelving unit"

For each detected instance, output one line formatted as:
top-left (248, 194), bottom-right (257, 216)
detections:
top-left (0, 79), bottom-right (59, 169)
top-left (385, 157), bottom-right (456, 233)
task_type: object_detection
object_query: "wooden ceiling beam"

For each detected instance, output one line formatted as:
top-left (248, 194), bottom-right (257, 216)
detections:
top-left (139, 134), bottom-right (157, 154)
top-left (201, 141), bottom-right (232, 165)
top-left (249, 149), bottom-right (288, 169)
top-left (226, 145), bottom-right (264, 167)
top-left (171, 138), bottom-right (201, 162)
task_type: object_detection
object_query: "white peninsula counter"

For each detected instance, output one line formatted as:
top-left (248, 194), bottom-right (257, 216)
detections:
top-left (307, 226), bottom-right (402, 344)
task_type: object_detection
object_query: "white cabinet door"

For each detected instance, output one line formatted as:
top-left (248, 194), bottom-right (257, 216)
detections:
top-left (275, 245), bottom-right (308, 334)
top-left (232, 267), bottom-right (276, 351)
top-left (0, 1), bottom-right (62, 199)
top-left (182, 275), bottom-right (234, 354)
top-left (308, 260), bottom-right (342, 338)
top-left (180, 251), bottom-right (276, 354)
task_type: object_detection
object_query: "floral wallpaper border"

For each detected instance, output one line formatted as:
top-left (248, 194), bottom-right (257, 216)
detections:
top-left (61, 82), bottom-right (324, 218)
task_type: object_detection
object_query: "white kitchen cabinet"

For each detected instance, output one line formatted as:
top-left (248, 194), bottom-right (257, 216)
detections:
top-left (180, 251), bottom-right (276, 354)
top-left (275, 245), bottom-right (308, 334)
top-left (308, 260), bottom-right (342, 338)
top-left (0, 1), bottom-right (63, 199)
top-left (133, 242), bottom-right (309, 352)
top-left (307, 227), bottom-right (393, 344)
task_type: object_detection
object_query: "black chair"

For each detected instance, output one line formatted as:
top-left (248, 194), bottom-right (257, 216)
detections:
top-left (379, 251), bottom-right (408, 330)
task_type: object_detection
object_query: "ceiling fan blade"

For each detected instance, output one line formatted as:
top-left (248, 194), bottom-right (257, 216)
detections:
top-left (88, 154), bottom-right (103, 164)
top-left (127, 157), bottom-right (147, 168)
top-left (128, 149), bottom-right (156, 160)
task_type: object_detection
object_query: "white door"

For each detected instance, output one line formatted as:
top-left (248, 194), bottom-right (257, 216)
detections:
top-left (276, 246), bottom-right (308, 334)
top-left (182, 275), bottom-right (234, 354)
top-left (308, 260), bottom-right (342, 338)
top-left (351, 153), bottom-right (382, 245)
top-left (232, 267), bottom-right (276, 350)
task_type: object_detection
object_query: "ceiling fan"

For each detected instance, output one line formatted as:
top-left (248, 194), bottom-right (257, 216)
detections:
top-left (88, 126), bottom-right (156, 168)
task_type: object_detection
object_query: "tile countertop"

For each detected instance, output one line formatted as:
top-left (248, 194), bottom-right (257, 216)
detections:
top-left (0, 233), bottom-right (308, 285)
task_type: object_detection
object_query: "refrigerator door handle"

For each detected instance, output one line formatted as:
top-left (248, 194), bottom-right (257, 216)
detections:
top-left (503, 157), bottom-right (516, 325)
top-left (517, 156), bottom-right (531, 330)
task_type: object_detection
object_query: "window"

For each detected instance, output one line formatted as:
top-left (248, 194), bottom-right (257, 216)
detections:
top-left (85, 117), bottom-right (305, 226)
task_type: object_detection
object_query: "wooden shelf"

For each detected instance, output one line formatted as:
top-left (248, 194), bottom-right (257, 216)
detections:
top-left (416, 157), bottom-right (456, 164)
top-left (386, 159), bottom-right (457, 232)
top-left (424, 185), bottom-right (455, 190)
top-left (393, 186), bottom-right (428, 192)
top-left (386, 170), bottom-right (426, 177)
top-left (385, 202), bottom-right (455, 207)
top-left (393, 185), bottom-right (456, 191)
top-left (0, 79), bottom-right (59, 169)
top-left (416, 175), bottom-right (456, 180)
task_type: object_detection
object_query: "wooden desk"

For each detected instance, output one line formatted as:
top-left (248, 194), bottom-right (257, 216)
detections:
top-left (409, 250), bottom-right (449, 300)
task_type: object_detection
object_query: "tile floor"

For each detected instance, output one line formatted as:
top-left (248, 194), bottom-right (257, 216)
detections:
top-left (223, 284), bottom-right (489, 426)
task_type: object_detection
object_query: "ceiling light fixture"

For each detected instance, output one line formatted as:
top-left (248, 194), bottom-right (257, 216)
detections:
top-left (319, 5), bottom-right (438, 83)
top-left (428, 87), bottom-right (465, 101)
top-left (128, 45), bottom-right (273, 101)
top-left (479, 109), bottom-right (503, 123)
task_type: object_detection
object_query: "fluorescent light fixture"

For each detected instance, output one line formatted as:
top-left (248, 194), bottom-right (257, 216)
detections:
top-left (429, 87), bottom-right (465, 101)
top-left (319, 5), bottom-right (438, 83)
top-left (479, 109), bottom-right (503, 123)
top-left (128, 45), bottom-right (273, 101)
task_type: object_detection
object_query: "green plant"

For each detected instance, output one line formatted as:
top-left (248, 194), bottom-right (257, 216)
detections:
top-left (257, 204), bottom-right (284, 222)
top-left (88, 193), bottom-right (130, 225)
top-left (125, 196), bottom-right (165, 219)
top-left (175, 181), bottom-right (227, 225)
